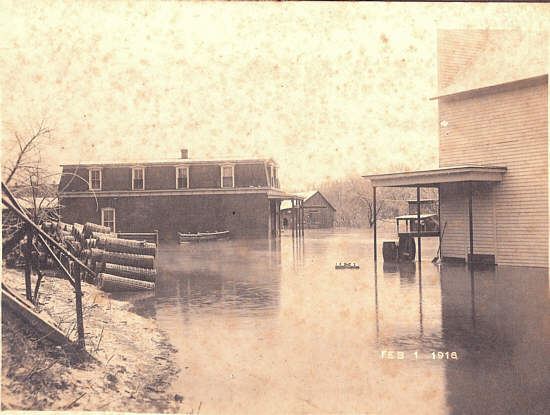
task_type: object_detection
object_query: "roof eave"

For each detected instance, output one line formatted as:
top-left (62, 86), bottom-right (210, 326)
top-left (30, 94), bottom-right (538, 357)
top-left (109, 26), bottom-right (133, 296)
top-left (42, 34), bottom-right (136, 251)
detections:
top-left (60, 158), bottom-right (274, 168)
top-left (363, 166), bottom-right (507, 188)
top-left (430, 74), bottom-right (548, 101)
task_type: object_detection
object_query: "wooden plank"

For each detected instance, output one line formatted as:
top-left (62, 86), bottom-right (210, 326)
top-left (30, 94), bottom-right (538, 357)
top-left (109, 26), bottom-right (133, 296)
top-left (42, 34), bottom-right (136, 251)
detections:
top-left (2, 282), bottom-right (71, 346)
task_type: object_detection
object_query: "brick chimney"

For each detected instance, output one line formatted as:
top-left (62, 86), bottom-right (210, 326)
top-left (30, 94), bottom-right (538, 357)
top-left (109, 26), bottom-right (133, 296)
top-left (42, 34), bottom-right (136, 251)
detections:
top-left (180, 149), bottom-right (188, 159)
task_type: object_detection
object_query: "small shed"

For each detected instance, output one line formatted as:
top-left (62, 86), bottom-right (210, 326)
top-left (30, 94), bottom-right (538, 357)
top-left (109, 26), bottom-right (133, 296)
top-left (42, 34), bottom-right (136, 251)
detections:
top-left (281, 191), bottom-right (336, 229)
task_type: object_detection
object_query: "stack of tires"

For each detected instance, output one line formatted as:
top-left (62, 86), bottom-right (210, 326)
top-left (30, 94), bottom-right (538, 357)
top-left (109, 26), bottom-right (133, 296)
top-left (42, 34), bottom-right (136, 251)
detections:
top-left (77, 223), bottom-right (158, 292)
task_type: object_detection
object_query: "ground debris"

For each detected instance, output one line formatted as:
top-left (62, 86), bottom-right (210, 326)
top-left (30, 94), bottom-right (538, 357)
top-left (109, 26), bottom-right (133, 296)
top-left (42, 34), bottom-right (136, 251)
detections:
top-left (2, 266), bottom-right (181, 413)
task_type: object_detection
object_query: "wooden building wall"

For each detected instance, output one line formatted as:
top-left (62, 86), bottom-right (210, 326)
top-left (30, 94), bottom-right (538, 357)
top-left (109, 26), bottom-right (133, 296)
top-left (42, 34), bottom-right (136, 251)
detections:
top-left (60, 193), bottom-right (271, 240)
top-left (440, 182), bottom-right (497, 262)
top-left (437, 30), bottom-right (489, 91)
top-left (440, 182), bottom-right (467, 260)
top-left (438, 80), bottom-right (548, 267)
top-left (303, 192), bottom-right (335, 228)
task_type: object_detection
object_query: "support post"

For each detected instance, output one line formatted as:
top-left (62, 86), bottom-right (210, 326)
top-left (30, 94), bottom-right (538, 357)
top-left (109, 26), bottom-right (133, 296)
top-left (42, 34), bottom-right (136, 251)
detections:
top-left (73, 262), bottom-right (86, 350)
top-left (278, 202), bottom-right (281, 237)
top-left (33, 269), bottom-right (44, 304)
top-left (417, 186), bottom-right (422, 262)
top-left (267, 199), bottom-right (273, 240)
top-left (297, 200), bottom-right (301, 237)
top-left (373, 186), bottom-right (377, 262)
top-left (300, 200), bottom-right (304, 237)
top-left (291, 199), bottom-right (295, 239)
top-left (438, 184), bottom-right (442, 259)
top-left (469, 182), bottom-right (474, 264)
top-left (24, 223), bottom-right (33, 301)
top-left (418, 261), bottom-right (423, 337)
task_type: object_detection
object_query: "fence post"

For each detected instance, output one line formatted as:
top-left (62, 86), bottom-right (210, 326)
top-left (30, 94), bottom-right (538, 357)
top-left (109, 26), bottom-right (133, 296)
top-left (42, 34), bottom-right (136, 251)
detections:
top-left (73, 262), bottom-right (86, 350)
top-left (24, 223), bottom-right (33, 301)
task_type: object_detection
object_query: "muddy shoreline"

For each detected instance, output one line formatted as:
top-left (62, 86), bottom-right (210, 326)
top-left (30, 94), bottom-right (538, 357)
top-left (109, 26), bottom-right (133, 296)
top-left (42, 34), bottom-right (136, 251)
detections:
top-left (2, 266), bottom-right (183, 412)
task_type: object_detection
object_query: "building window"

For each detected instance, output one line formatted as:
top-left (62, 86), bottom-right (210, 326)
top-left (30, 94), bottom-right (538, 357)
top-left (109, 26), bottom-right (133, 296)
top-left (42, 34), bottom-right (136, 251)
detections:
top-left (270, 165), bottom-right (279, 188)
top-left (89, 168), bottom-right (102, 190)
top-left (176, 166), bottom-right (189, 189)
top-left (101, 208), bottom-right (115, 232)
top-left (132, 167), bottom-right (145, 190)
top-left (221, 165), bottom-right (234, 188)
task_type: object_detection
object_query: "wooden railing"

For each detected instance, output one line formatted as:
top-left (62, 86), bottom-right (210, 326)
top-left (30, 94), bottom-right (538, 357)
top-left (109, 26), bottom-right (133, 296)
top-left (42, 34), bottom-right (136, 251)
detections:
top-left (2, 182), bottom-right (95, 350)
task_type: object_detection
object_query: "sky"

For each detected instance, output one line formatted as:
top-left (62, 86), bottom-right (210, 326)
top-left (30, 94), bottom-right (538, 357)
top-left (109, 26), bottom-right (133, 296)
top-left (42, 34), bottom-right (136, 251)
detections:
top-left (1, 2), bottom-right (549, 190)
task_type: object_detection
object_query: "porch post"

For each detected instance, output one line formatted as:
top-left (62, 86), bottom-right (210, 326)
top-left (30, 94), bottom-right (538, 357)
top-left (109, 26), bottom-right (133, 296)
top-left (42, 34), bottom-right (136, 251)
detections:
top-left (300, 200), bottom-right (304, 237)
top-left (373, 186), bottom-right (377, 262)
top-left (417, 186), bottom-right (421, 262)
top-left (291, 199), bottom-right (295, 238)
top-left (268, 199), bottom-right (272, 239)
top-left (278, 201), bottom-right (281, 237)
top-left (438, 185), bottom-right (441, 259)
top-left (469, 182), bottom-right (474, 263)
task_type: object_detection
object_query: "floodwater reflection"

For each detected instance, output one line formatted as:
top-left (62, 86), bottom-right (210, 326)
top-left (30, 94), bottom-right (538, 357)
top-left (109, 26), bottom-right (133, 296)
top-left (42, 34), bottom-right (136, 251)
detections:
top-left (115, 229), bottom-right (549, 414)
top-left (441, 264), bottom-right (550, 415)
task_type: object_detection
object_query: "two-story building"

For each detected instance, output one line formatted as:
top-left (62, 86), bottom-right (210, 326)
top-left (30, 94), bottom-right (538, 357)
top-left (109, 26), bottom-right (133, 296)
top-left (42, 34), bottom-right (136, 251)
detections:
top-left (58, 150), bottom-right (295, 240)
top-left (365, 30), bottom-right (548, 267)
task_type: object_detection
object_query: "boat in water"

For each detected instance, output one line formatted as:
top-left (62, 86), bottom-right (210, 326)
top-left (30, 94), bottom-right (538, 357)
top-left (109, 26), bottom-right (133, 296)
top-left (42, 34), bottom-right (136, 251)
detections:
top-left (178, 230), bottom-right (230, 243)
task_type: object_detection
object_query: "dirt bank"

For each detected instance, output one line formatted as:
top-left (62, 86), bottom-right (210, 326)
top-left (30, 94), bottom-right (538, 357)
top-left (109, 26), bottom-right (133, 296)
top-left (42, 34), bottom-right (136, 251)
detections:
top-left (2, 265), bottom-right (183, 412)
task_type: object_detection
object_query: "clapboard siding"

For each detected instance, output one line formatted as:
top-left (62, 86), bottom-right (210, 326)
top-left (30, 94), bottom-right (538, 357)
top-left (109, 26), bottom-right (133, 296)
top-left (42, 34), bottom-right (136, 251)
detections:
top-left (440, 183), bottom-right (497, 260)
top-left (438, 81), bottom-right (548, 267)
top-left (437, 30), bottom-right (488, 90)
top-left (471, 184), bottom-right (495, 255)
top-left (440, 183), bottom-right (466, 259)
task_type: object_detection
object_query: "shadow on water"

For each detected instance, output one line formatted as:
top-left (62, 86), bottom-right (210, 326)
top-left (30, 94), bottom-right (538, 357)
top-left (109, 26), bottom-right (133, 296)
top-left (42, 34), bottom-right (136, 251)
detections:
top-left (377, 259), bottom-right (550, 415)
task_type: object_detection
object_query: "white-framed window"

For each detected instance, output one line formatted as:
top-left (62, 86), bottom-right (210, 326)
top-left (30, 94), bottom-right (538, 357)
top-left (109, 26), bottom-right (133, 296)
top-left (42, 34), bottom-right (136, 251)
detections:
top-left (270, 165), bottom-right (279, 188)
top-left (132, 167), bottom-right (145, 190)
top-left (221, 164), bottom-right (234, 188)
top-left (176, 166), bottom-right (189, 189)
top-left (101, 207), bottom-right (115, 232)
top-left (89, 168), bottom-right (102, 190)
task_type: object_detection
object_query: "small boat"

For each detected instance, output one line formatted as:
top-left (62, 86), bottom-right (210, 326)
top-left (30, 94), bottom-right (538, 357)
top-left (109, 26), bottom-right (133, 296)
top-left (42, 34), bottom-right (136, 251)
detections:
top-left (178, 230), bottom-right (230, 243)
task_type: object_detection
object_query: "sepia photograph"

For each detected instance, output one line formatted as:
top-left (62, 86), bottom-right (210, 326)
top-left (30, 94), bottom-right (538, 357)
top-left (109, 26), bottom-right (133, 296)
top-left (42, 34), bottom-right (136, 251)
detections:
top-left (1, 2), bottom-right (549, 414)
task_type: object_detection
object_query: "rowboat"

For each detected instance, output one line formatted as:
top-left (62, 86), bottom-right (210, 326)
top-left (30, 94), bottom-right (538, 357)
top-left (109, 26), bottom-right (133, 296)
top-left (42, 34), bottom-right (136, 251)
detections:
top-left (178, 230), bottom-right (230, 243)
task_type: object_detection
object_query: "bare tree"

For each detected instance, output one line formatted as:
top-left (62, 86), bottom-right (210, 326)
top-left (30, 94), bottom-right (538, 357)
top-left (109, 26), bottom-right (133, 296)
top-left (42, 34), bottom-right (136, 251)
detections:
top-left (2, 121), bottom-right (58, 239)
top-left (316, 175), bottom-right (424, 228)
top-left (357, 193), bottom-right (384, 228)
top-left (3, 120), bottom-right (52, 186)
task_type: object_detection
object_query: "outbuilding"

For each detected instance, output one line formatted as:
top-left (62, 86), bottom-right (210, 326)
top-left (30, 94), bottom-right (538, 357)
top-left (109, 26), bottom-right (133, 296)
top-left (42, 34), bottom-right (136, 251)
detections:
top-left (281, 190), bottom-right (336, 229)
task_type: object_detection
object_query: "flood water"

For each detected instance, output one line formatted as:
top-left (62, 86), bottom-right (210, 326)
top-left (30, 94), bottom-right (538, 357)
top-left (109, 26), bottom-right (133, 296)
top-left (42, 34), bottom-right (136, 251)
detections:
top-left (119, 228), bottom-right (550, 415)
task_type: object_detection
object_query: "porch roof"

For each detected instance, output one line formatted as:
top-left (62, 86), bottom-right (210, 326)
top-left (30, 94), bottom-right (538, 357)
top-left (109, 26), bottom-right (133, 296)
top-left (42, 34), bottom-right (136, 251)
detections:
top-left (363, 165), bottom-right (507, 188)
top-left (267, 192), bottom-right (304, 201)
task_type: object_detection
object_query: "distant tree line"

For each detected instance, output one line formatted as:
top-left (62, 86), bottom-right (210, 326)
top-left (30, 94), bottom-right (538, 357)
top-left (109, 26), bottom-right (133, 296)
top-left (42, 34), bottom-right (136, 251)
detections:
top-left (315, 176), bottom-right (437, 228)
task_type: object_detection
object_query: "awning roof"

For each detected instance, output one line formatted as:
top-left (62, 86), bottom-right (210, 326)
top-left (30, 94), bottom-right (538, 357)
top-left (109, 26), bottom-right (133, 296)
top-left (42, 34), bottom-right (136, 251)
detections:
top-left (267, 192), bottom-right (304, 200)
top-left (363, 165), bottom-right (507, 187)
top-left (396, 213), bottom-right (438, 220)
